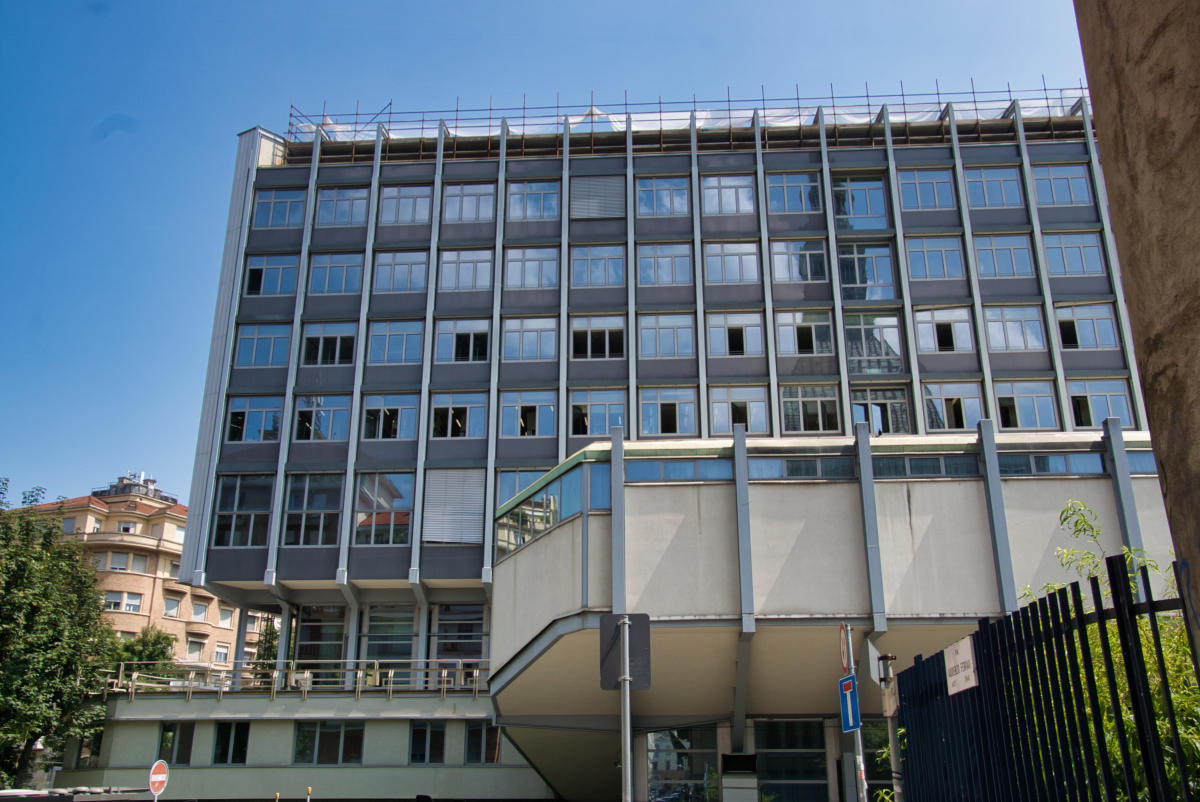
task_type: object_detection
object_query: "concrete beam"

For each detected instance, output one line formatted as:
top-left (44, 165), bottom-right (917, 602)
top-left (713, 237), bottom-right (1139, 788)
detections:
top-left (977, 419), bottom-right (1019, 613)
top-left (855, 422), bottom-right (888, 633)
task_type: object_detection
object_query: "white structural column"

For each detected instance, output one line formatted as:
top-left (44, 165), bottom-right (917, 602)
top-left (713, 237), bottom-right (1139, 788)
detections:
top-left (625, 115), bottom-right (639, 441)
top-left (817, 108), bottom-right (855, 431)
top-left (481, 120), bottom-right (509, 589)
top-left (753, 111), bottom-right (783, 436)
top-left (689, 113), bottom-right (712, 438)
top-left (557, 119), bottom-right (572, 459)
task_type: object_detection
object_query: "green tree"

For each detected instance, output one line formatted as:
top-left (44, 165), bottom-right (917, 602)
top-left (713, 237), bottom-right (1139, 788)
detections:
top-left (111, 626), bottom-right (177, 665)
top-left (0, 480), bottom-right (112, 788)
top-left (256, 615), bottom-right (278, 664)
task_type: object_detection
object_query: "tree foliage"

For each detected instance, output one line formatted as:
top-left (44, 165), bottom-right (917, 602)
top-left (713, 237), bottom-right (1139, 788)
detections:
top-left (109, 626), bottom-right (177, 665)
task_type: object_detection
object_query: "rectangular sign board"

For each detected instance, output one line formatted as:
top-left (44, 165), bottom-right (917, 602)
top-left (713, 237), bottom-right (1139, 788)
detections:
top-left (839, 674), bottom-right (861, 732)
top-left (599, 613), bottom-right (651, 690)
top-left (945, 635), bottom-right (979, 695)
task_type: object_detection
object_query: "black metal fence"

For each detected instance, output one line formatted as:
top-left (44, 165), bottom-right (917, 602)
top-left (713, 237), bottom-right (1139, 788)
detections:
top-left (896, 555), bottom-right (1200, 802)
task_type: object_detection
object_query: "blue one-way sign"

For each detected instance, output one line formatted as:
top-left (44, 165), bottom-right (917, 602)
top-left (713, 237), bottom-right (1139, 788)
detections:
top-left (839, 674), bottom-right (861, 733)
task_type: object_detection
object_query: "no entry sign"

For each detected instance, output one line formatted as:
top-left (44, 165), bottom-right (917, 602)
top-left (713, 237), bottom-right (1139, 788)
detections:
top-left (149, 760), bottom-right (169, 798)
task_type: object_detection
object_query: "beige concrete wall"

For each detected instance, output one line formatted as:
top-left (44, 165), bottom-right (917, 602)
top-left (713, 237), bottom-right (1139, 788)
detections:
top-left (105, 692), bottom-right (495, 722)
top-left (750, 483), bottom-right (869, 616)
top-left (249, 720), bottom-right (295, 766)
top-left (587, 513), bottom-right (612, 610)
top-left (877, 480), bottom-right (1000, 616)
top-left (624, 484), bottom-right (739, 617)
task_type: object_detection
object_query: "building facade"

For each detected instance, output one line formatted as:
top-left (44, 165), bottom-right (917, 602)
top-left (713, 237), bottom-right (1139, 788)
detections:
top-left (55, 90), bottom-right (1176, 801)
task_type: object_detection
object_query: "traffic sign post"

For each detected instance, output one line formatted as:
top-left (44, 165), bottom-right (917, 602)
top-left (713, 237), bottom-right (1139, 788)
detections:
top-left (839, 624), bottom-right (869, 802)
top-left (600, 613), bottom-right (650, 802)
top-left (148, 760), bottom-right (169, 801)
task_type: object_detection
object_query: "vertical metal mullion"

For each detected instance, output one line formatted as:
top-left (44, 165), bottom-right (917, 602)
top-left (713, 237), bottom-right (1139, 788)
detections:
top-left (1079, 99), bottom-right (1148, 429)
top-left (818, 108), bottom-right (853, 431)
top-left (558, 119), bottom-right (571, 459)
top-left (482, 120), bottom-right (508, 586)
top-left (947, 103), bottom-right (998, 422)
top-left (689, 114), bottom-right (711, 438)
top-left (881, 104), bottom-right (926, 435)
top-left (752, 111), bottom-right (782, 436)
top-left (264, 127), bottom-right (324, 585)
top-left (407, 123), bottom-right (447, 585)
top-left (1013, 101), bottom-right (1074, 431)
top-left (625, 115), bottom-right (639, 441)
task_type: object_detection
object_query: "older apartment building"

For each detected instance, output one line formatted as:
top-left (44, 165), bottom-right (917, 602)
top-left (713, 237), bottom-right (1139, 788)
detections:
top-left (55, 89), bottom-right (1175, 802)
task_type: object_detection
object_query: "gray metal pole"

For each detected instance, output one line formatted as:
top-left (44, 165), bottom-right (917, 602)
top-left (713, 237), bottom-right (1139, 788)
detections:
top-left (887, 715), bottom-right (903, 802)
top-left (844, 625), bottom-right (868, 802)
top-left (620, 615), bottom-right (632, 802)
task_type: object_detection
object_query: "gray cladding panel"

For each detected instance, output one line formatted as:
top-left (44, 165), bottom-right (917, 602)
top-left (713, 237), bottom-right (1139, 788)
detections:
top-left (570, 219), bottom-right (627, 239)
top-left (1038, 206), bottom-right (1101, 226)
top-left (310, 226), bottom-right (368, 251)
top-left (496, 437), bottom-right (558, 461)
top-left (1027, 142), bottom-right (1089, 162)
top-left (420, 544), bottom-right (485, 580)
top-left (777, 355), bottom-right (839, 377)
top-left (828, 149), bottom-right (887, 166)
top-left (708, 356), bottom-right (769, 379)
top-left (634, 216), bottom-right (693, 238)
top-left (568, 287), bottom-right (628, 309)
top-left (423, 438), bottom-right (487, 461)
top-left (1049, 275), bottom-right (1113, 296)
top-left (369, 291), bottom-right (429, 317)
top-left (1061, 349), bottom-right (1127, 370)
top-left (766, 213), bottom-right (826, 234)
top-left (362, 364), bottom-right (423, 390)
top-left (228, 367), bottom-right (288, 393)
top-left (568, 435), bottom-right (608, 454)
top-left (206, 548), bottom-right (268, 582)
top-left (348, 546), bottom-right (412, 580)
top-left (893, 147), bottom-right (954, 166)
top-left (219, 442), bottom-right (281, 464)
top-left (443, 161), bottom-right (499, 178)
top-left (287, 441), bottom-right (350, 465)
top-left (901, 210), bottom-right (962, 229)
top-left (637, 358), bottom-right (699, 380)
top-left (909, 279), bottom-right (971, 299)
top-left (959, 144), bottom-right (1021, 164)
top-left (569, 157), bottom-right (626, 176)
top-left (253, 166), bottom-right (311, 188)
top-left (916, 352), bottom-right (982, 373)
top-left (357, 440), bottom-right (419, 463)
top-left (635, 285), bottom-right (697, 306)
top-left (435, 290), bottom-right (493, 315)
top-left (700, 214), bottom-right (760, 237)
top-left (704, 283), bottom-right (765, 306)
top-left (506, 158), bottom-right (563, 177)
top-left (277, 547), bottom-right (339, 581)
top-left (969, 208), bottom-right (1030, 229)
top-left (304, 293), bottom-right (363, 319)
top-left (502, 288), bottom-right (559, 311)
top-left (567, 359), bottom-right (629, 382)
top-left (979, 278), bottom-right (1041, 298)
top-left (430, 361), bottom-right (491, 388)
top-left (316, 165), bottom-right (372, 185)
top-left (439, 221), bottom-right (496, 242)
top-left (988, 351), bottom-right (1053, 372)
top-left (238, 295), bottom-right (296, 319)
top-left (294, 365), bottom-right (356, 392)
top-left (770, 281), bottom-right (833, 303)
top-left (246, 228), bottom-right (304, 253)
top-left (498, 360), bottom-right (559, 386)
top-left (634, 155), bottom-right (691, 173)
top-left (504, 220), bottom-right (562, 242)
top-left (380, 163), bottom-right (437, 181)
top-left (375, 224), bottom-right (433, 247)
top-left (761, 151), bottom-right (823, 169)
top-left (698, 153), bottom-right (757, 170)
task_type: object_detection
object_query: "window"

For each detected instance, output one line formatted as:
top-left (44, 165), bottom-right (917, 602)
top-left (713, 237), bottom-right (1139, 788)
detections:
top-left (77, 732), bottom-right (103, 769)
top-left (502, 318), bottom-right (557, 361)
top-left (409, 721), bottom-right (445, 764)
top-left (374, 252), bottom-right (427, 293)
top-left (647, 727), bottom-right (718, 802)
top-left (219, 608), bottom-right (234, 628)
top-left (832, 176), bottom-right (888, 229)
top-left (771, 240), bottom-right (826, 283)
top-left (570, 176), bottom-right (625, 218)
top-left (839, 243), bottom-right (894, 300)
top-left (924, 383), bottom-right (984, 430)
top-left (965, 168), bottom-right (1023, 207)
top-left (1069, 380), bottom-right (1133, 428)
top-left (1128, 452), bottom-right (1158, 474)
top-left (103, 591), bottom-right (141, 613)
top-left (985, 306), bottom-right (1046, 351)
top-left (628, 460), bottom-right (735, 484)
top-left (284, 474), bottom-right (343, 546)
top-left (367, 321), bottom-right (422, 364)
top-left (187, 640), bottom-right (204, 661)
top-left (214, 643), bottom-right (230, 663)
top-left (1057, 304), bottom-right (1118, 349)
top-left (571, 245), bottom-right (625, 287)
top-left (899, 170), bottom-right (955, 209)
top-left (226, 397), bottom-right (283, 442)
top-left (639, 315), bottom-right (695, 359)
top-left (701, 175), bottom-right (755, 214)
top-left (915, 308), bottom-right (974, 352)
top-left (435, 319), bottom-right (489, 362)
top-left (235, 324), bottom-right (290, 367)
top-left (501, 391), bottom-right (556, 437)
top-left (355, 473), bottom-right (413, 545)
top-left (309, 253), bottom-right (363, 294)
top-left (191, 602), bottom-right (208, 622)
top-left (637, 177), bottom-right (689, 216)
top-left (118, 522), bottom-right (136, 534)
top-left (317, 188), bottom-right (368, 226)
top-left (109, 552), bottom-right (129, 569)
top-left (130, 554), bottom-right (148, 573)
top-left (379, 185), bottom-right (432, 224)
top-left (254, 189), bottom-right (305, 228)
top-left (245, 255), bottom-right (298, 296)
top-left (1033, 165), bottom-right (1092, 205)
top-left (704, 242), bottom-right (759, 284)
top-left (1000, 452), bottom-right (1105, 475)
top-left (431, 393), bottom-right (487, 438)
top-left (169, 561), bottom-right (180, 579)
top-left (102, 591), bottom-right (120, 610)
top-left (767, 173), bottom-right (821, 213)
top-left (749, 457), bottom-right (857, 479)
top-left (570, 390), bottom-right (626, 436)
top-left (640, 388), bottom-right (698, 436)
top-left (571, 316), bottom-right (625, 359)
top-left (158, 723), bottom-right (194, 767)
top-left (865, 455), bottom-right (980, 477)
top-left (711, 387), bottom-right (769, 434)
top-left (508, 181), bottom-right (559, 220)
top-left (776, 311), bottom-right (833, 356)
top-left (362, 395), bottom-right (418, 440)
top-left (706, 312), bottom-right (763, 357)
top-left (360, 605), bottom-right (415, 665)
top-left (443, 184), bottom-right (495, 223)
top-left (755, 721), bottom-right (828, 802)
top-left (637, 243), bottom-right (692, 285)
top-left (62, 518), bottom-right (76, 534)
top-left (246, 614), bottom-right (258, 632)
top-left (465, 722), bottom-right (501, 764)
top-left (212, 474), bottom-right (273, 547)
top-left (907, 238), bottom-right (964, 280)
top-left (302, 322), bottom-right (355, 366)
top-left (497, 470), bottom-right (546, 506)
top-left (781, 386), bottom-right (840, 433)
top-left (92, 518), bottom-right (102, 533)
top-left (996, 382), bottom-right (1058, 430)
top-left (975, 239), bottom-right (1038, 284)
top-left (505, 248), bottom-right (559, 289)
top-left (1044, 233), bottom-right (1105, 275)
top-left (163, 597), bottom-right (181, 618)
top-left (213, 722), bottom-right (249, 766)
top-left (845, 314), bottom-right (904, 374)
top-left (852, 388), bottom-right (911, 434)
top-left (294, 722), bottom-right (363, 765)
top-left (294, 396), bottom-right (351, 441)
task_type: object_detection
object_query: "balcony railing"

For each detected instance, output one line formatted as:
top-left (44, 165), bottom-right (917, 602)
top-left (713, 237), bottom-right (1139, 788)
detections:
top-left (103, 660), bottom-right (489, 702)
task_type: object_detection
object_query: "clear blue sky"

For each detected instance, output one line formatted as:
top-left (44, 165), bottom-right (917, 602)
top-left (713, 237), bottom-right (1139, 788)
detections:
top-left (0, 0), bottom-right (1089, 505)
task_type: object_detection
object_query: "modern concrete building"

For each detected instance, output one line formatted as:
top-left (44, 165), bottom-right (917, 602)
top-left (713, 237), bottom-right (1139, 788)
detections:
top-left (56, 89), bottom-right (1175, 802)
